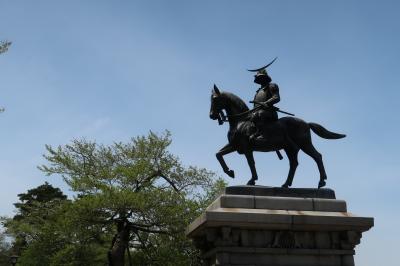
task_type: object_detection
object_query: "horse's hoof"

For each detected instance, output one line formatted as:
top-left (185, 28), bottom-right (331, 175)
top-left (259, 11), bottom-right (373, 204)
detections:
top-left (318, 180), bottom-right (326, 188)
top-left (227, 170), bottom-right (235, 178)
top-left (281, 183), bottom-right (290, 188)
top-left (247, 179), bottom-right (256, 185)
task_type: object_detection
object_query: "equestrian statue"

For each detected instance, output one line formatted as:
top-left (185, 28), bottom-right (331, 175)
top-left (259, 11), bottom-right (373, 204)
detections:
top-left (209, 58), bottom-right (345, 188)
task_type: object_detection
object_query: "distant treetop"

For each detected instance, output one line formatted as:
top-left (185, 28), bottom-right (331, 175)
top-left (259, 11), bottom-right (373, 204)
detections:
top-left (0, 41), bottom-right (11, 54)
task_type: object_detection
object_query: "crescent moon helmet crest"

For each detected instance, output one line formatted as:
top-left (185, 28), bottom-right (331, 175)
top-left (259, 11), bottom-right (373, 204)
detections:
top-left (247, 57), bottom-right (278, 73)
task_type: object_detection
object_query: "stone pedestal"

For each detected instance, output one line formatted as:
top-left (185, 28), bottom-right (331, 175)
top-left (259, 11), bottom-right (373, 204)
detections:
top-left (187, 186), bottom-right (373, 266)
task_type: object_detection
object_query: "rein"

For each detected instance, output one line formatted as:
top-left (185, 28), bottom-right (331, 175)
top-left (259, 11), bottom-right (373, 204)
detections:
top-left (228, 106), bottom-right (262, 118)
top-left (218, 106), bottom-right (262, 123)
top-left (219, 105), bottom-right (294, 123)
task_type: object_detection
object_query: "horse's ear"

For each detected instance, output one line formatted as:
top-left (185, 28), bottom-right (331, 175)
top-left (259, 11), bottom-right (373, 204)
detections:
top-left (213, 84), bottom-right (221, 95)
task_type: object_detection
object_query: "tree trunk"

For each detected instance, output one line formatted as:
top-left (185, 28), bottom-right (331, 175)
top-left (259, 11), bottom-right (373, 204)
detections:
top-left (108, 220), bottom-right (130, 266)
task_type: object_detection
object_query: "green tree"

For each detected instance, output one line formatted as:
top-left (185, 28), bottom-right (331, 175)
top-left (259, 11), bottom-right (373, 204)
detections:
top-left (35, 131), bottom-right (224, 265)
top-left (13, 182), bottom-right (67, 220)
top-left (3, 183), bottom-right (68, 259)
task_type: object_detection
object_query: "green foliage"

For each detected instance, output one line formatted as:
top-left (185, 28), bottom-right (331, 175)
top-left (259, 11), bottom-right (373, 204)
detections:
top-left (4, 183), bottom-right (68, 256)
top-left (5, 131), bottom-right (225, 265)
top-left (0, 231), bottom-right (12, 265)
top-left (4, 183), bottom-right (113, 265)
top-left (0, 40), bottom-right (11, 54)
top-left (13, 182), bottom-right (67, 220)
top-left (0, 40), bottom-right (10, 113)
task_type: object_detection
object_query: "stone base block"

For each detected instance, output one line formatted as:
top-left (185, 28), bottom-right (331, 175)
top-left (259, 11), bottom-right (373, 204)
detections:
top-left (187, 186), bottom-right (373, 266)
top-left (207, 247), bottom-right (355, 266)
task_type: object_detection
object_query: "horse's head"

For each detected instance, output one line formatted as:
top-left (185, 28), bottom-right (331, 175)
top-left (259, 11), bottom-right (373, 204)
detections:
top-left (210, 85), bottom-right (249, 125)
top-left (209, 85), bottom-right (225, 123)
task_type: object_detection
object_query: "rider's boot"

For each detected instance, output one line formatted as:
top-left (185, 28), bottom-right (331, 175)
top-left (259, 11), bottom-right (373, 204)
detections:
top-left (250, 132), bottom-right (269, 146)
top-left (250, 120), bottom-right (272, 146)
top-left (249, 133), bottom-right (258, 145)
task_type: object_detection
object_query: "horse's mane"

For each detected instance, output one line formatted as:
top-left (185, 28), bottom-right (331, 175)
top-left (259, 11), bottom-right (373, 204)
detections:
top-left (221, 91), bottom-right (249, 112)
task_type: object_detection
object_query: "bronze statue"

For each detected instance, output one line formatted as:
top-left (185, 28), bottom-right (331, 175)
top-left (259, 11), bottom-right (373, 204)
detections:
top-left (209, 59), bottom-right (345, 188)
top-left (248, 57), bottom-right (280, 145)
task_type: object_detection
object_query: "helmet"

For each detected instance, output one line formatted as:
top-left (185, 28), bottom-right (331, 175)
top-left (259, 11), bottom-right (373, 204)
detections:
top-left (247, 57), bottom-right (277, 83)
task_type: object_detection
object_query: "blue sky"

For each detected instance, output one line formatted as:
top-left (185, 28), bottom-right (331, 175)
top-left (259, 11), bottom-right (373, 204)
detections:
top-left (1, 1), bottom-right (399, 264)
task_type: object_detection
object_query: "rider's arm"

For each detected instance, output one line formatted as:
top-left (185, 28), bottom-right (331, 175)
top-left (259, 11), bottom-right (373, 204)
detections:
top-left (265, 83), bottom-right (280, 106)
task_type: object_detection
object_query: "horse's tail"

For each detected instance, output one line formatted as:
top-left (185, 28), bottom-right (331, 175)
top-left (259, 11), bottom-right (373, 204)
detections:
top-left (309, 122), bottom-right (346, 139)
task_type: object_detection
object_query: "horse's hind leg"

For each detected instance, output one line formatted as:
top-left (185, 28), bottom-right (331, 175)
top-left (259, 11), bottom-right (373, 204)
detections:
top-left (282, 147), bottom-right (299, 188)
top-left (300, 143), bottom-right (327, 188)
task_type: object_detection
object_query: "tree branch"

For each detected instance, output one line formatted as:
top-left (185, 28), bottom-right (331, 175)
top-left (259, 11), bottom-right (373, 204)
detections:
top-left (158, 172), bottom-right (179, 192)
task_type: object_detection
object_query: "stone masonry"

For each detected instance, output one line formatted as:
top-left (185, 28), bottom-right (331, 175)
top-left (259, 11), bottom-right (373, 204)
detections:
top-left (186, 186), bottom-right (374, 266)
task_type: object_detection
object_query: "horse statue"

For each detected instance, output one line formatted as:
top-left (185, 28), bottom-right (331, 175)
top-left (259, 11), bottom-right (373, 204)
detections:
top-left (209, 85), bottom-right (345, 188)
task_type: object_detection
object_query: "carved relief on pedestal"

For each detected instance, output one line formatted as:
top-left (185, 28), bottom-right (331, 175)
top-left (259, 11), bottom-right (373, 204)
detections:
top-left (194, 227), bottom-right (362, 252)
top-left (273, 231), bottom-right (295, 248)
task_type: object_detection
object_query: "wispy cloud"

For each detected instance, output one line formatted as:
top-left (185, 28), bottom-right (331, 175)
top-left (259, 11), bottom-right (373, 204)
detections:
top-left (78, 116), bottom-right (111, 137)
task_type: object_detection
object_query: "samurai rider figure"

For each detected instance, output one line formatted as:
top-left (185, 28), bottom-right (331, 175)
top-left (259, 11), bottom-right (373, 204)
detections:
top-left (248, 57), bottom-right (281, 144)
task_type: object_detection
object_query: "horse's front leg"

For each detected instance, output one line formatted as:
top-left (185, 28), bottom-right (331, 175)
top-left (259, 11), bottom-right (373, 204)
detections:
top-left (216, 143), bottom-right (236, 178)
top-left (245, 151), bottom-right (258, 185)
